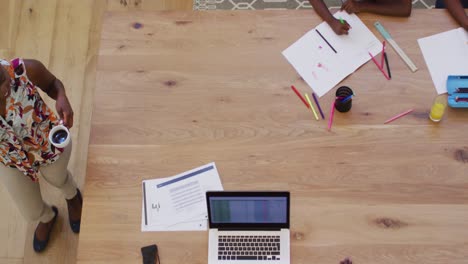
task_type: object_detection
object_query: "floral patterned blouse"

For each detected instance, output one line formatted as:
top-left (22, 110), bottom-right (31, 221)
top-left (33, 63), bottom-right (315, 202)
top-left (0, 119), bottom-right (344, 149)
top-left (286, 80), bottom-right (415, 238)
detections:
top-left (0, 58), bottom-right (63, 182)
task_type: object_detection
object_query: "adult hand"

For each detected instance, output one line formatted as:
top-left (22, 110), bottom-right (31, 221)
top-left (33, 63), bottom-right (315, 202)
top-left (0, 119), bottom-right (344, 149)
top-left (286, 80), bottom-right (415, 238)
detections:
top-left (56, 94), bottom-right (74, 128)
top-left (330, 18), bottom-right (350, 35)
top-left (341, 0), bottom-right (361, 14)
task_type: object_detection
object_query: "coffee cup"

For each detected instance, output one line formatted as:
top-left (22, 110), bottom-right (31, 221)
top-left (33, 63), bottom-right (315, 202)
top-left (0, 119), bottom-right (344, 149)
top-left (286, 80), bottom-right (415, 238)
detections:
top-left (49, 124), bottom-right (70, 148)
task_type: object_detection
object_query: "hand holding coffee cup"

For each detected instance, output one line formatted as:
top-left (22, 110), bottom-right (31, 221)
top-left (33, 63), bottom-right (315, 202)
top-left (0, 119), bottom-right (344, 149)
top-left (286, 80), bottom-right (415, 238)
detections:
top-left (49, 121), bottom-right (70, 148)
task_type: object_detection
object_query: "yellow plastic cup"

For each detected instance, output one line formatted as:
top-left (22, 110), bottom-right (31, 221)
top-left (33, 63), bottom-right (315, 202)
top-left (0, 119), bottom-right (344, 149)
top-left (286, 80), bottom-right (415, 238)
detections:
top-left (429, 95), bottom-right (447, 122)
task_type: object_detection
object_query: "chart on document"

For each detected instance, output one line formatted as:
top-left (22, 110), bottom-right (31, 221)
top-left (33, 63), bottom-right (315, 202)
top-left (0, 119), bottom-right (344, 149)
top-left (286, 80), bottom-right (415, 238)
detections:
top-left (142, 162), bottom-right (223, 231)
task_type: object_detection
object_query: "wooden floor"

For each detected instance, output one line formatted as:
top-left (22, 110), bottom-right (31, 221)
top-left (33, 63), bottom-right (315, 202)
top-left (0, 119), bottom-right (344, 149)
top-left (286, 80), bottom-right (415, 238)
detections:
top-left (0, 1), bottom-right (192, 263)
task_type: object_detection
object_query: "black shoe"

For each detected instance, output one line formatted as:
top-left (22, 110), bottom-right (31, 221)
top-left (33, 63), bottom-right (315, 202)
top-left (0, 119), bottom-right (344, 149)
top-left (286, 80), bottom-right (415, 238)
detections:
top-left (33, 206), bottom-right (58, 253)
top-left (67, 189), bottom-right (82, 234)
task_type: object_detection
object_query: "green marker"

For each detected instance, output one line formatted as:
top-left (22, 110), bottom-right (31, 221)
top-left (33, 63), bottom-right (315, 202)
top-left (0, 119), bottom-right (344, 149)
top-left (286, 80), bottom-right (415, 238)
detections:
top-left (339, 17), bottom-right (345, 24)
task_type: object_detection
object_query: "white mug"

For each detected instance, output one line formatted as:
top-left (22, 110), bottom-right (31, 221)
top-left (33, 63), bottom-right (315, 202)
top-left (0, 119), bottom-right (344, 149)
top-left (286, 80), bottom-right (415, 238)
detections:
top-left (49, 124), bottom-right (70, 148)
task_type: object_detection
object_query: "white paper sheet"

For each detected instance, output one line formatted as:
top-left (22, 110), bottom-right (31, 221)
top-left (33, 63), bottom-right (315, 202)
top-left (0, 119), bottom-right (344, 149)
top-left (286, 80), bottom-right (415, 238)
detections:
top-left (282, 11), bottom-right (382, 97)
top-left (418, 28), bottom-right (468, 94)
top-left (141, 162), bottom-right (223, 232)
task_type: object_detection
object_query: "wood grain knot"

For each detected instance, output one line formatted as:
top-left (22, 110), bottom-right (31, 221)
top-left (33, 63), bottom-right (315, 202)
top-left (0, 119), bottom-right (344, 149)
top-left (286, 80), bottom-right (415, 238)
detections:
top-left (132, 22), bottom-right (143, 29)
top-left (134, 0), bottom-right (141, 7)
top-left (411, 111), bottom-right (429, 119)
top-left (340, 257), bottom-right (353, 264)
top-left (293, 232), bottom-right (305, 240)
top-left (255, 37), bottom-right (274, 41)
top-left (29, 8), bottom-right (33, 14)
top-left (192, 120), bottom-right (198, 123)
top-left (118, 44), bottom-right (126, 50)
top-left (163, 80), bottom-right (177, 87)
top-left (454, 148), bottom-right (468, 163)
top-left (146, 33), bottom-right (154, 36)
top-left (373, 217), bottom-right (408, 229)
top-left (248, 30), bottom-right (254, 34)
top-left (120, 0), bottom-right (128, 7)
top-left (361, 112), bottom-right (371, 116)
top-left (175, 20), bottom-right (193, 26)
top-left (218, 96), bottom-right (232, 103)
top-left (136, 70), bottom-right (145, 73)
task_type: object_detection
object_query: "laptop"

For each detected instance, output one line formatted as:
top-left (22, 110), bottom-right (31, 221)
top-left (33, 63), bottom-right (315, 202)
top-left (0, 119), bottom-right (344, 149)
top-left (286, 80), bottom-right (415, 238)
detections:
top-left (206, 191), bottom-right (290, 264)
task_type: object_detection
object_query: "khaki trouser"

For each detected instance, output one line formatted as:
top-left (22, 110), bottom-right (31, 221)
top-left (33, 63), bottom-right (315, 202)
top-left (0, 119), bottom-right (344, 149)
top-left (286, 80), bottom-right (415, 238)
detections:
top-left (0, 141), bottom-right (77, 223)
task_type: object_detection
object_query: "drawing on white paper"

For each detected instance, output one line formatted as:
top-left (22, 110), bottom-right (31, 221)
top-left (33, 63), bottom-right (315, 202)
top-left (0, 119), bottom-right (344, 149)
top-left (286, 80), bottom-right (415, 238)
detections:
top-left (283, 11), bottom-right (382, 97)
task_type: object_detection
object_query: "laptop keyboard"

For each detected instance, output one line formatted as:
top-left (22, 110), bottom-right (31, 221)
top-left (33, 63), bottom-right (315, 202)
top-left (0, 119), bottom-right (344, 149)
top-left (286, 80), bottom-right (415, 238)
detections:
top-left (217, 235), bottom-right (281, 261)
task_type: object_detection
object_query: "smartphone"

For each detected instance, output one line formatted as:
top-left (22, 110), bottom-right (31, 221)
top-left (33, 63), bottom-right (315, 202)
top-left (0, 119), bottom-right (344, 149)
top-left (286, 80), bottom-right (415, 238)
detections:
top-left (141, 244), bottom-right (159, 264)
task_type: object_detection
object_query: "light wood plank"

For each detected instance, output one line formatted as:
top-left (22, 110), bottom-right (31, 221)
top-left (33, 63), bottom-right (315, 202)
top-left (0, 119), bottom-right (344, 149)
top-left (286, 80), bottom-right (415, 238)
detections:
top-left (2, 1), bottom-right (195, 263)
top-left (0, 186), bottom-right (27, 260)
top-left (0, 0), bottom-right (30, 261)
top-left (0, 0), bottom-right (22, 58)
top-left (21, 1), bottom-right (107, 263)
top-left (0, 0), bottom-right (11, 50)
top-left (73, 0), bottom-right (108, 190)
top-left (13, 0), bottom-right (57, 65)
top-left (0, 258), bottom-right (23, 264)
top-left (106, 0), bottom-right (193, 11)
top-left (12, 0), bottom-right (58, 117)
top-left (47, 0), bottom-right (96, 177)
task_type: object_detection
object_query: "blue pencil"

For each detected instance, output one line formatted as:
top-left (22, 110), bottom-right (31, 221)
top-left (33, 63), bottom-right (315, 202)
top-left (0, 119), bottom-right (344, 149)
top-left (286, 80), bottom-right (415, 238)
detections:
top-left (312, 93), bottom-right (325, 119)
top-left (341, 94), bottom-right (353, 103)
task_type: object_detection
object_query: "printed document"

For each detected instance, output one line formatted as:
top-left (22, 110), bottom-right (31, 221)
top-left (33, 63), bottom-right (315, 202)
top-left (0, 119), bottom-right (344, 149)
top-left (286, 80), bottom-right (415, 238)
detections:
top-left (141, 162), bottom-right (223, 231)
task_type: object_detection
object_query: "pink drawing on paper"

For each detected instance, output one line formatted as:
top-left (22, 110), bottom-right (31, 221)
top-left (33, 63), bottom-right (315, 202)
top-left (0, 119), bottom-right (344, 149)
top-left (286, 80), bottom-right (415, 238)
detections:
top-left (317, 62), bottom-right (328, 71)
top-left (312, 71), bottom-right (318, 80)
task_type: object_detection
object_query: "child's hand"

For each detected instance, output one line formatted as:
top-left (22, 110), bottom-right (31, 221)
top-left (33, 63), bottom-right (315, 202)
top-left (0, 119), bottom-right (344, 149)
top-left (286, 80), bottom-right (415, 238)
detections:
top-left (341, 0), bottom-right (361, 14)
top-left (330, 18), bottom-right (350, 35)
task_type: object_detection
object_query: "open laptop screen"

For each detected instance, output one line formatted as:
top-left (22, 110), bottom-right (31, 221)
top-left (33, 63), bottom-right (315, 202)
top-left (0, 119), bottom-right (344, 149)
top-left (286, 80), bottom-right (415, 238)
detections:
top-left (207, 191), bottom-right (290, 229)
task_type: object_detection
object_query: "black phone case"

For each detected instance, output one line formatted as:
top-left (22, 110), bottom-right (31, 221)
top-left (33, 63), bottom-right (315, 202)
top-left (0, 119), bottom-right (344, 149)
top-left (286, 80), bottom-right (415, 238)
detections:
top-left (141, 244), bottom-right (158, 264)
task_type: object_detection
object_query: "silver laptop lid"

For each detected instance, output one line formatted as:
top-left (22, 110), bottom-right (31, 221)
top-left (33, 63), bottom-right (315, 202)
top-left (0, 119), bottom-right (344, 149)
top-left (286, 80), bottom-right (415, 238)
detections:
top-left (206, 191), bottom-right (290, 230)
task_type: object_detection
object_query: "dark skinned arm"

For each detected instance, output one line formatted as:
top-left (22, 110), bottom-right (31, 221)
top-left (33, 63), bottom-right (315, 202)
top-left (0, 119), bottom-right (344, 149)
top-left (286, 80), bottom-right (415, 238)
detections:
top-left (309, 0), bottom-right (351, 35)
top-left (342, 0), bottom-right (412, 17)
top-left (443, 0), bottom-right (468, 30)
top-left (23, 59), bottom-right (74, 128)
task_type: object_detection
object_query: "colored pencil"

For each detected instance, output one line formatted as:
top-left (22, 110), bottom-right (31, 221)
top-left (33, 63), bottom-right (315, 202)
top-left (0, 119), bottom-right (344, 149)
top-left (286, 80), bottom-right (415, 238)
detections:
top-left (341, 94), bottom-right (353, 103)
top-left (381, 41), bottom-right (386, 69)
top-left (339, 17), bottom-right (351, 29)
top-left (369, 52), bottom-right (390, 80)
top-left (290, 85), bottom-right (309, 109)
top-left (384, 52), bottom-right (391, 79)
top-left (312, 93), bottom-right (325, 119)
top-left (328, 102), bottom-right (336, 131)
top-left (305, 93), bottom-right (319, 120)
top-left (316, 29), bottom-right (337, 54)
top-left (384, 109), bottom-right (413, 124)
